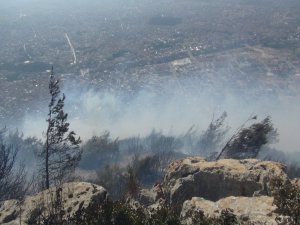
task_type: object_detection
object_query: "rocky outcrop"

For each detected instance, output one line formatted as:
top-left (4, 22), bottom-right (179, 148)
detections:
top-left (138, 183), bottom-right (166, 205)
top-left (0, 158), bottom-right (290, 224)
top-left (164, 157), bottom-right (287, 204)
top-left (0, 182), bottom-right (108, 225)
top-left (181, 196), bottom-right (280, 225)
top-left (292, 178), bottom-right (300, 187)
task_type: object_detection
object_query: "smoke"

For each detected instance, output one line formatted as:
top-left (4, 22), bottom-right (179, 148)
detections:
top-left (20, 74), bottom-right (300, 153)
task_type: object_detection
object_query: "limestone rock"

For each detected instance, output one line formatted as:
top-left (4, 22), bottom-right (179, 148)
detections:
top-left (292, 178), bottom-right (300, 187)
top-left (164, 157), bottom-right (287, 204)
top-left (181, 196), bottom-right (279, 225)
top-left (0, 182), bottom-right (108, 225)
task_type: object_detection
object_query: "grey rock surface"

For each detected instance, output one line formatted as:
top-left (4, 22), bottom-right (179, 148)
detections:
top-left (0, 182), bottom-right (108, 225)
top-left (181, 196), bottom-right (280, 225)
top-left (164, 157), bottom-right (287, 204)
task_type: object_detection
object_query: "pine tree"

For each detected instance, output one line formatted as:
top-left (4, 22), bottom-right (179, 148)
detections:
top-left (41, 67), bottom-right (81, 189)
top-left (216, 116), bottom-right (277, 160)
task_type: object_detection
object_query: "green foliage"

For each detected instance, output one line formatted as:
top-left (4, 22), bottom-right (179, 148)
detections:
top-left (70, 201), bottom-right (181, 225)
top-left (219, 209), bottom-right (238, 225)
top-left (271, 178), bottom-right (300, 224)
top-left (185, 208), bottom-right (238, 225)
top-left (186, 209), bottom-right (212, 225)
top-left (148, 205), bottom-right (181, 225)
top-left (111, 201), bottom-right (144, 225)
top-left (65, 201), bottom-right (141, 225)
top-left (40, 68), bottom-right (81, 189)
top-left (30, 198), bottom-right (247, 225)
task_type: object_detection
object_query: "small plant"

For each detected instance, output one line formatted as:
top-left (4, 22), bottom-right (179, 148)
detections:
top-left (219, 209), bottom-right (238, 225)
top-left (185, 208), bottom-right (238, 225)
top-left (271, 178), bottom-right (300, 224)
top-left (147, 204), bottom-right (181, 225)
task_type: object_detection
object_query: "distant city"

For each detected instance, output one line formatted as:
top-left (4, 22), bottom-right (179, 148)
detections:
top-left (0, 0), bottom-right (300, 125)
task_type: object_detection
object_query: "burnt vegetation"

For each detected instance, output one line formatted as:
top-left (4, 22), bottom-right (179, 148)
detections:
top-left (0, 128), bottom-right (30, 201)
top-left (1, 0), bottom-right (300, 223)
top-left (0, 71), bottom-right (300, 224)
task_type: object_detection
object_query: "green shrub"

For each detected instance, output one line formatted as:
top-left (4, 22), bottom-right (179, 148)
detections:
top-left (271, 178), bottom-right (300, 224)
top-left (29, 199), bottom-right (251, 225)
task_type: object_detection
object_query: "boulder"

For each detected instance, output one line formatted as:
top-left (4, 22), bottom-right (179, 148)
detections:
top-left (181, 196), bottom-right (281, 225)
top-left (0, 182), bottom-right (108, 225)
top-left (164, 157), bottom-right (288, 204)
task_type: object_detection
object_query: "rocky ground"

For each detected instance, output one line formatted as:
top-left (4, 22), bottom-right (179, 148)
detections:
top-left (0, 157), bottom-right (294, 225)
top-left (0, 182), bottom-right (108, 225)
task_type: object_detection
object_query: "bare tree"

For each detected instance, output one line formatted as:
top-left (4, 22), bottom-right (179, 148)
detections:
top-left (149, 133), bottom-right (178, 173)
top-left (0, 139), bottom-right (29, 201)
top-left (40, 67), bottom-right (81, 189)
top-left (0, 144), bottom-right (17, 199)
top-left (126, 136), bottom-right (144, 159)
top-left (197, 112), bottom-right (229, 157)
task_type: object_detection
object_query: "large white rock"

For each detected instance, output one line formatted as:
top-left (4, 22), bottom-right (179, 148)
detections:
top-left (0, 182), bottom-right (108, 225)
top-left (164, 157), bottom-right (288, 204)
top-left (181, 196), bottom-right (280, 225)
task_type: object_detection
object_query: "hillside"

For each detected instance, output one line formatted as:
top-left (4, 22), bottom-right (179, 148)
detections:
top-left (0, 157), bottom-right (297, 225)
